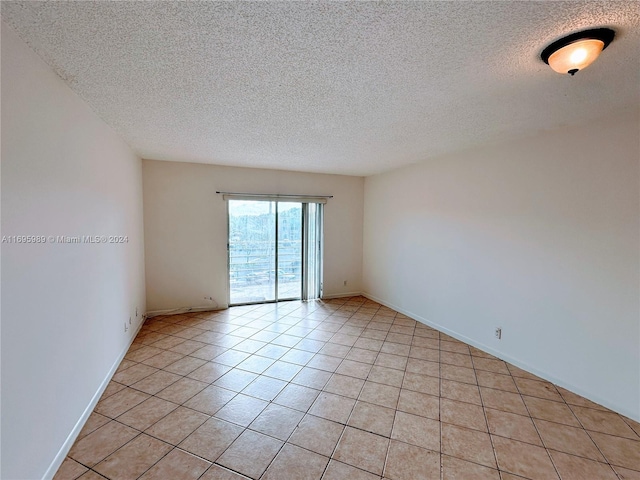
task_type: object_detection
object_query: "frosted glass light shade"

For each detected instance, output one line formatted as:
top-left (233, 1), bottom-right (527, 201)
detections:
top-left (541, 28), bottom-right (615, 76)
top-left (547, 39), bottom-right (605, 75)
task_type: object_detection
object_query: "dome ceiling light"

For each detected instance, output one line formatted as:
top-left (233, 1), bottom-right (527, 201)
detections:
top-left (541, 28), bottom-right (615, 76)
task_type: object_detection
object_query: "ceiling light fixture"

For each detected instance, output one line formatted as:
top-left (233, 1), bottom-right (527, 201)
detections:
top-left (541, 28), bottom-right (615, 76)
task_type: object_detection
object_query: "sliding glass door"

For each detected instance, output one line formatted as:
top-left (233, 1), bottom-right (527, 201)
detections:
top-left (228, 199), bottom-right (322, 305)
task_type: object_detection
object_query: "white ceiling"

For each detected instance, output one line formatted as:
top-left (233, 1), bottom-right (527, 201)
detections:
top-left (2, 1), bottom-right (639, 176)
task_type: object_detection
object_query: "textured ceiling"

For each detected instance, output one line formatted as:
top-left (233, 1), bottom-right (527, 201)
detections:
top-left (2, 1), bottom-right (639, 176)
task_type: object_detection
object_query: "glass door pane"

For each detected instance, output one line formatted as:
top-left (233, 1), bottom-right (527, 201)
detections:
top-left (277, 202), bottom-right (302, 300)
top-left (228, 200), bottom-right (276, 304)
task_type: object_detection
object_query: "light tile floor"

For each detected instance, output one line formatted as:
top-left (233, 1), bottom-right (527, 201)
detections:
top-left (55, 296), bottom-right (640, 480)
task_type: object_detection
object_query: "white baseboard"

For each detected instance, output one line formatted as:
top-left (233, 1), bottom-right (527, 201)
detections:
top-left (146, 305), bottom-right (227, 318)
top-left (42, 320), bottom-right (146, 480)
top-left (321, 291), bottom-right (363, 300)
top-left (362, 292), bottom-right (639, 423)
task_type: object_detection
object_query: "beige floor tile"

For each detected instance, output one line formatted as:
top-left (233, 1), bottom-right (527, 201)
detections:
top-left (183, 384), bottom-right (236, 416)
top-left (391, 411), bottom-right (440, 451)
top-left (405, 358), bottom-right (440, 377)
top-left (346, 348), bottom-right (379, 364)
top-left (241, 375), bottom-right (287, 401)
top-left (402, 372), bottom-right (439, 396)
top-left (492, 436), bottom-right (559, 480)
top-left (131, 370), bottom-right (182, 395)
top-left (472, 357), bottom-right (510, 375)
top-left (263, 360), bottom-right (303, 381)
top-left (178, 417), bottom-right (243, 462)
top-left (189, 344), bottom-right (228, 361)
top-left (409, 346), bottom-right (440, 362)
top-left (441, 423), bottom-right (496, 468)
top-left (199, 464), bottom-right (249, 480)
top-left (274, 383), bottom-right (320, 411)
top-left (354, 337), bottom-right (384, 351)
top-left (480, 387), bottom-right (528, 415)
top-left (476, 371), bottom-right (518, 393)
top-left (441, 364), bottom-right (477, 384)
top-left (359, 382), bottom-right (401, 409)
top-left (336, 359), bottom-right (373, 379)
top-left (78, 471), bottom-right (110, 479)
top-left (319, 343), bottom-right (352, 358)
top-left (186, 361), bottom-right (231, 383)
top-left (384, 439), bottom-right (439, 480)
top-left (170, 339), bottom-right (207, 354)
top-left (52, 457), bottom-right (88, 480)
top-left (397, 389), bottom-right (439, 419)
top-left (236, 354), bottom-right (275, 374)
top-left (213, 369), bottom-right (259, 392)
top-left (99, 381), bottom-right (127, 401)
top-left (375, 353), bottom-right (408, 370)
top-left (214, 393), bottom-right (268, 426)
top-left (324, 373), bottom-right (366, 398)
top-left (513, 377), bottom-right (562, 402)
top-left (112, 364), bottom-right (159, 385)
top-left (249, 403), bottom-right (305, 440)
top-left (323, 460), bottom-right (381, 480)
top-left (68, 421), bottom-right (138, 467)
top-left (348, 401), bottom-right (396, 437)
top-left (556, 386), bottom-right (608, 411)
top-left (93, 434), bottom-right (172, 480)
top-left (144, 407), bottom-right (209, 445)
top-left (117, 397), bottom-right (178, 431)
top-left (590, 431), bottom-right (640, 471)
top-left (56, 305), bottom-right (639, 480)
top-left (440, 398), bottom-right (487, 432)
top-left (534, 418), bottom-right (605, 461)
top-left (262, 444), bottom-right (329, 480)
top-left (306, 353), bottom-right (343, 372)
top-left (486, 408), bottom-right (542, 446)
top-left (440, 340), bottom-right (470, 354)
top-left (334, 426), bottom-right (389, 475)
top-left (140, 350), bottom-right (185, 369)
top-left (289, 414), bottom-right (345, 456)
top-left (124, 346), bottom-right (163, 363)
top-left (214, 349), bottom-right (251, 367)
top-left (612, 466), bottom-right (640, 479)
top-left (139, 448), bottom-right (211, 480)
top-left (217, 430), bottom-right (283, 479)
top-left (309, 392), bottom-right (356, 423)
top-left (622, 416), bottom-right (640, 437)
top-left (77, 412), bottom-right (111, 440)
top-left (440, 379), bottom-right (482, 405)
top-left (94, 388), bottom-right (149, 418)
top-left (440, 351), bottom-right (473, 369)
top-left (367, 365), bottom-right (405, 388)
top-left (442, 455), bottom-right (501, 480)
top-left (380, 341), bottom-right (411, 357)
top-left (549, 450), bottom-right (618, 480)
top-left (507, 364), bottom-right (542, 381)
top-left (156, 377), bottom-right (208, 404)
top-left (571, 405), bottom-right (639, 439)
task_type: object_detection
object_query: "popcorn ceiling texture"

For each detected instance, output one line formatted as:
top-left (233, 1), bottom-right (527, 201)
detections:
top-left (2, 1), bottom-right (639, 175)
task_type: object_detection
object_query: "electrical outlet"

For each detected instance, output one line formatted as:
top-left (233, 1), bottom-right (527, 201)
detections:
top-left (343, 280), bottom-right (347, 286)
top-left (495, 327), bottom-right (502, 340)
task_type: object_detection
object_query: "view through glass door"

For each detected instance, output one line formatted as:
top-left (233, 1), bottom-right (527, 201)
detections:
top-left (229, 200), bottom-right (316, 305)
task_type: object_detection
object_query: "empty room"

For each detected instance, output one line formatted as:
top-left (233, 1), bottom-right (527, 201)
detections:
top-left (1, 2), bottom-right (639, 480)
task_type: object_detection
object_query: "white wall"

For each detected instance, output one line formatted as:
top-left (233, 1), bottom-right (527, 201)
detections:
top-left (363, 114), bottom-right (640, 421)
top-left (143, 160), bottom-right (364, 313)
top-left (1, 24), bottom-right (146, 479)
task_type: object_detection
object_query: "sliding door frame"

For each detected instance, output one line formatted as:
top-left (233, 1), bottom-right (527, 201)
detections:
top-left (227, 199), bottom-right (322, 307)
